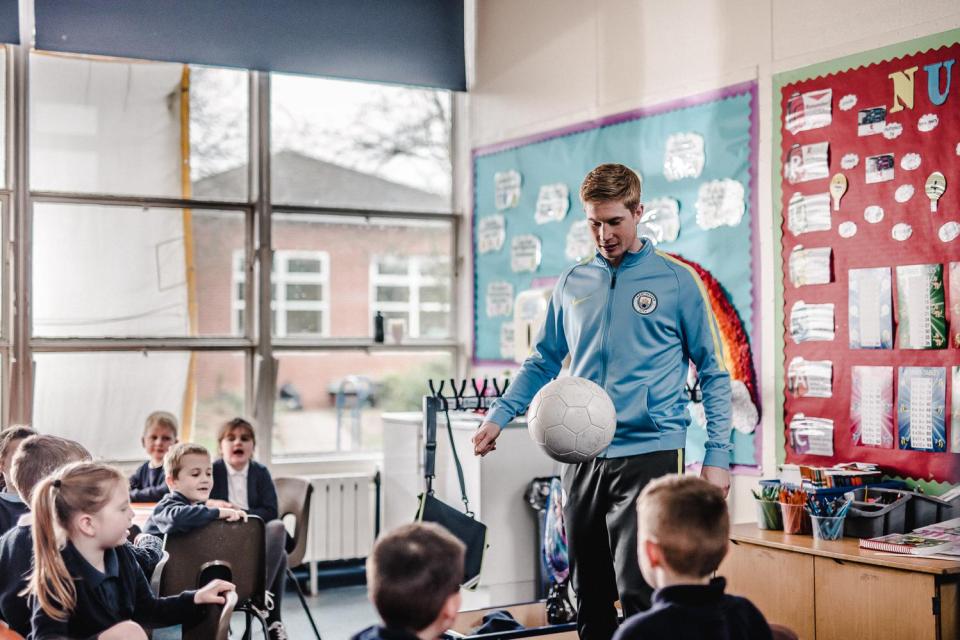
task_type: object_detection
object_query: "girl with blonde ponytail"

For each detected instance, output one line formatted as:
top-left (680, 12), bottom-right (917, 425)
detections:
top-left (25, 462), bottom-right (235, 640)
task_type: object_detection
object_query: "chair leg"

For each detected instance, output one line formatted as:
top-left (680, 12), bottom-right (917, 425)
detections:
top-left (288, 567), bottom-right (323, 639)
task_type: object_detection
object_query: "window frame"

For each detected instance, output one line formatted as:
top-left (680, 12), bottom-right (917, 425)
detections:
top-left (2, 36), bottom-right (462, 464)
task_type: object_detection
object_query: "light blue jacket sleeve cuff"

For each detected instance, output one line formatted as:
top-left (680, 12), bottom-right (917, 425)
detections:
top-left (702, 448), bottom-right (732, 470)
top-left (486, 405), bottom-right (513, 428)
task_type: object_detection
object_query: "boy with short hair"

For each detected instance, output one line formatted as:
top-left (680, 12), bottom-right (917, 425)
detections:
top-left (142, 443), bottom-right (245, 536)
top-left (613, 475), bottom-right (772, 640)
top-left (352, 522), bottom-right (465, 640)
top-left (0, 425), bottom-right (36, 533)
top-left (129, 411), bottom-right (179, 502)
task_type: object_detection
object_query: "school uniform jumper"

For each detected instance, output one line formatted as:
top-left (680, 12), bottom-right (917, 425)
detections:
top-left (612, 577), bottom-right (773, 640)
top-left (0, 523), bottom-right (165, 637)
top-left (142, 490), bottom-right (220, 536)
top-left (487, 242), bottom-right (732, 640)
top-left (29, 542), bottom-right (201, 640)
top-left (128, 461), bottom-right (170, 503)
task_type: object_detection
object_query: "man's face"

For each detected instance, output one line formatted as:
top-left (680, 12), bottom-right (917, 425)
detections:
top-left (584, 200), bottom-right (643, 265)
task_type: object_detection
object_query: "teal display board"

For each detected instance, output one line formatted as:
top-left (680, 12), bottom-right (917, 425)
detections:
top-left (472, 81), bottom-right (761, 468)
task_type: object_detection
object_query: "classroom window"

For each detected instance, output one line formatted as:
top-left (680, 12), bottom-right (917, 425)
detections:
top-left (232, 249), bottom-right (330, 338)
top-left (270, 73), bottom-right (453, 211)
top-left (32, 204), bottom-right (246, 338)
top-left (33, 351), bottom-right (246, 460)
top-left (272, 350), bottom-right (453, 456)
top-left (271, 214), bottom-right (453, 340)
top-left (29, 53), bottom-right (248, 200)
top-left (371, 255), bottom-right (452, 340)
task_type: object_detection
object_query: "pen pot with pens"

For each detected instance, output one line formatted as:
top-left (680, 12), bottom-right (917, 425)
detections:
top-left (778, 487), bottom-right (810, 534)
top-left (752, 486), bottom-right (782, 530)
top-left (805, 495), bottom-right (852, 541)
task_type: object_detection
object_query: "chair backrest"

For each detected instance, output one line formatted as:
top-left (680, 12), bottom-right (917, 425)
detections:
top-left (275, 476), bottom-right (313, 567)
top-left (157, 517), bottom-right (266, 606)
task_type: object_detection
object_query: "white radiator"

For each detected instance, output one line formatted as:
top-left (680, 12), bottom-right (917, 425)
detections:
top-left (300, 473), bottom-right (376, 564)
top-left (297, 472), bottom-right (378, 594)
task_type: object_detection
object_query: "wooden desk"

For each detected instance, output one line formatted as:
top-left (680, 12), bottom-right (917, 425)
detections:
top-left (720, 523), bottom-right (960, 640)
top-left (130, 502), bottom-right (156, 530)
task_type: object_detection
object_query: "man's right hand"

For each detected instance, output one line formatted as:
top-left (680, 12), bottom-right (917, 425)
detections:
top-left (472, 421), bottom-right (502, 456)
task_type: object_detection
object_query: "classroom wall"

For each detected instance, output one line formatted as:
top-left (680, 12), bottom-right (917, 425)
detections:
top-left (458, 0), bottom-right (960, 523)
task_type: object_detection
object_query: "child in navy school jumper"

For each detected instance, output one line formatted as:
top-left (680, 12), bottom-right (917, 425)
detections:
top-left (0, 426), bottom-right (35, 535)
top-left (142, 442), bottom-right (246, 536)
top-left (352, 523), bottom-right (465, 640)
top-left (613, 475), bottom-right (773, 640)
top-left (0, 435), bottom-right (165, 638)
top-left (208, 418), bottom-right (289, 640)
top-left (25, 461), bottom-right (236, 640)
top-left (129, 411), bottom-right (179, 503)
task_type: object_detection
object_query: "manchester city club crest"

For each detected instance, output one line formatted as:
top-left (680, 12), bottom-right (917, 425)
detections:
top-left (632, 291), bottom-right (658, 315)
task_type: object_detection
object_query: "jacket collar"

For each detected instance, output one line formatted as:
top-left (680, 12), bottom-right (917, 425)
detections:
top-left (652, 576), bottom-right (727, 607)
top-left (591, 238), bottom-right (652, 269)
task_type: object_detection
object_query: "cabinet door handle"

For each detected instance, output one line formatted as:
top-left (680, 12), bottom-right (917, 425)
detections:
top-left (832, 559), bottom-right (844, 565)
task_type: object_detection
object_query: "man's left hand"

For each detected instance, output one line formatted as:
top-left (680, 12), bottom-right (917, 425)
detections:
top-left (700, 465), bottom-right (730, 498)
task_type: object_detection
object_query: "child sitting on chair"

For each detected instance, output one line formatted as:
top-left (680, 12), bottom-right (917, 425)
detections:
top-left (0, 436), bottom-right (165, 638)
top-left (353, 522), bottom-right (465, 640)
top-left (209, 418), bottom-right (289, 639)
top-left (142, 443), bottom-right (245, 536)
top-left (0, 426), bottom-right (35, 534)
top-left (129, 411), bottom-right (178, 503)
top-left (613, 475), bottom-right (772, 640)
top-left (26, 461), bottom-right (235, 639)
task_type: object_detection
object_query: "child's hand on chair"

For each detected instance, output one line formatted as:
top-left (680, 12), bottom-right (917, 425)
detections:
top-left (207, 499), bottom-right (236, 509)
top-left (194, 579), bottom-right (236, 605)
top-left (218, 508), bottom-right (247, 522)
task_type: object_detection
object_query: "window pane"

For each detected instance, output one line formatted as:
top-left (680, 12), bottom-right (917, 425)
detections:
top-left (286, 283), bottom-right (322, 301)
top-left (377, 256), bottom-right (409, 276)
top-left (30, 53), bottom-right (247, 200)
top-left (288, 258), bottom-right (322, 273)
top-left (272, 351), bottom-right (453, 457)
top-left (33, 204), bottom-right (246, 337)
top-left (273, 215), bottom-right (452, 339)
top-left (420, 311), bottom-right (449, 338)
top-left (420, 285), bottom-right (448, 304)
top-left (271, 73), bottom-right (452, 211)
top-left (286, 309), bottom-right (321, 334)
top-left (375, 286), bottom-right (409, 303)
top-left (34, 351), bottom-right (246, 460)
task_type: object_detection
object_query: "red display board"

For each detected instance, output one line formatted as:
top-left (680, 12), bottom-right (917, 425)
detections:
top-left (779, 41), bottom-right (960, 483)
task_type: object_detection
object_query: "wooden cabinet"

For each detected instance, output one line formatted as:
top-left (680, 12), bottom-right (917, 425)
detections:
top-left (721, 524), bottom-right (960, 640)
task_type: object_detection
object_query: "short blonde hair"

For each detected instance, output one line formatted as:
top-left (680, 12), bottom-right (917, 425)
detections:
top-left (637, 475), bottom-right (729, 578)
top-left (163, 442), bottom-right (210, 479)
top-left (143, 411), bottom-right (178, 439)
top-left (11, 435), bottom-right (91, 502)
top-left (579, 163), bottom-right (643, 211)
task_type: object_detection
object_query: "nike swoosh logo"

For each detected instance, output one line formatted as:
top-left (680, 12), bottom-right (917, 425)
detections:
top-left (573, 295), bottom-right (593, 306)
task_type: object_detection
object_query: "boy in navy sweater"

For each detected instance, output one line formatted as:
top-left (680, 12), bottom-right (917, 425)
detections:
top-left (613, 476), bottom-right (772, 640)
top-left (129, 411), bottom-right (178, 503)
top-left (143, 443), bottom-right (245, 536)
top-left (352, 523), bottom-right (465, 640)
top-left (0, 426), bottom-right (35, 535)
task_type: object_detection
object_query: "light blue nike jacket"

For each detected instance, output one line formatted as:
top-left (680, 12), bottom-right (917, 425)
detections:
top-left (487, 240), bottom-right (733, 468)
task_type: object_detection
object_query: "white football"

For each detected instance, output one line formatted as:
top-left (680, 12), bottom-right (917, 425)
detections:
top-left (527, 377), bottom-right (617, 463)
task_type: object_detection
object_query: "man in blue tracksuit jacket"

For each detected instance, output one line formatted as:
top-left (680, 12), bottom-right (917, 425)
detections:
top-left (473, 163), bottom-right (732, 640)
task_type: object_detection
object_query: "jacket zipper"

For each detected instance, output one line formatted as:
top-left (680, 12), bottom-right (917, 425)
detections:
top-left (598, 264), bottom-right (619, 388)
